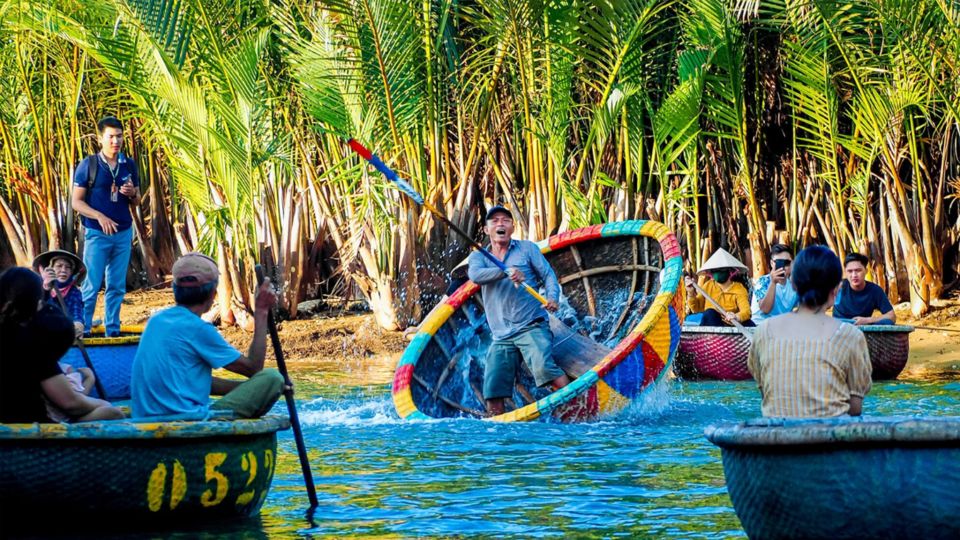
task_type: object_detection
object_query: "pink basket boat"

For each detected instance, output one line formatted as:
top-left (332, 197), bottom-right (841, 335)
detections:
top-left (675, 324), bottom-right (914, 381)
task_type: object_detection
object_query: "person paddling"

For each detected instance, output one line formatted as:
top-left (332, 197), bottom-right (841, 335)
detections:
top-left (685, 248), bottom-right (755, 327)
top-left (467, 206), bottom-right (570, 416)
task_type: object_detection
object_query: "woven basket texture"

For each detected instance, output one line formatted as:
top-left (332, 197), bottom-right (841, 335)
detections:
top-left (677, 326), bottom-right (911, 381)
top-left (675, 329), bottom-right (752, 381)
top-left (0, 431), bottom-right (277, 520)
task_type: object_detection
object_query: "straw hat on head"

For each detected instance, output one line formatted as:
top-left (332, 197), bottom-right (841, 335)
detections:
top-left (32, 249), bottom-right (85, 282)
top-left (698, 248), bottom-right (748, 273)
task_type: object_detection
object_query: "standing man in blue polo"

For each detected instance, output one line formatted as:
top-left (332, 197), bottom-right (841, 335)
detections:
top-left (72, 117), bottom-right (140, 337)
top-left (467, 205), bottom-right (570, 416)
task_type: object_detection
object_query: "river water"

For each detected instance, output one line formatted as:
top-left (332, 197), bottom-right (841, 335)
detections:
top-left (19, 362), bottom-right (960, 539)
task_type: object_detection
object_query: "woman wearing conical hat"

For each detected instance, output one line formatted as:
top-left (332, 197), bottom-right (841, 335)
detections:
top-left (684, 248), bottom-right (755, 327)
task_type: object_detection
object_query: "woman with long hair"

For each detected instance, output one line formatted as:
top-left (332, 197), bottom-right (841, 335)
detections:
top-left (747, 246), bottom-right (872, 417)
top-left (0, 267), bottom-right (123, 423)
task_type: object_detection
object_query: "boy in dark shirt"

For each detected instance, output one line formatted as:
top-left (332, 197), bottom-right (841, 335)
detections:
top-left (832, 253), bottom-right (896, 326)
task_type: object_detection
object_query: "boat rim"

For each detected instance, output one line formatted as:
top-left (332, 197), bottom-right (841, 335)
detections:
top-left (705, 416), bottom-right (960, 447)
top-left (0, 414), bottom-right (290, 440)
top-left (681, 323), bottom-right (914, 334)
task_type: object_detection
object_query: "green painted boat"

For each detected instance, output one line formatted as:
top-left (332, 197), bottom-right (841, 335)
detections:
top-left (0, 415), bottom-right (290, 522)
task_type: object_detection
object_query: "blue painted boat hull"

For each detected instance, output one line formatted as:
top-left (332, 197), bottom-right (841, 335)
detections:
top-left (707, 417), bottom-right (960, 539)
top-left (59, 327), bottom-right (142, 400)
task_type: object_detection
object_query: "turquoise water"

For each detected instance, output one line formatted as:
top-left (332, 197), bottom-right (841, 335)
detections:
top-left (18, 371), bottom-right (960, 539)
top-left (260, 374), bottom-right (958, 538)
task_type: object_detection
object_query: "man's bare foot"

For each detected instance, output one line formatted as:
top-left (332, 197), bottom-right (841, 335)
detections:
top-left (486, 398), bottom-right (505, 416)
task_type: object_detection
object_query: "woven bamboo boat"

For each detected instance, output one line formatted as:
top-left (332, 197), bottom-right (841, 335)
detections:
top-left (60, 324), bottom-right (143, 400)
top-left (706, 416), bottom-right (960, 539)
top-left (675, 324), bottom-right (914, 381)
top-left (0, 415), bottom-right (289, 523)
top-left (393, 220), bottom-right (685, 422)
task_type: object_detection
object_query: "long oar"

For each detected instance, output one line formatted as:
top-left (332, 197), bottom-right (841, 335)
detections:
top-left (50, 286), bottom-right (108, 398)
top-left (347, 139), bottom-right (549, 305)
top-left (689, 280), bottom-right (754, 343)
top-left (255, 265), bottom-right (318, 510)
top-left (912, 325), bottom-right (960, 333)
top-left (837, 317), bottom-right (960, 333)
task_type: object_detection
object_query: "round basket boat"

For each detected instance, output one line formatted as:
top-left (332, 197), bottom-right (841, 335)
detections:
top-left (393, 220), bottom-right (685, 423)
top-left (706, 416), bottom-right (960, 540)
top-left (676, 324), bottom-right (914, 381)
top-left (860, 324), bottom-right (914, 380)
top-left (59, 325), bottom-right (144, 400)
top-left (0, 415), bottom-right (290, 522)
top-left (675, 326), bottom-right (754, 381)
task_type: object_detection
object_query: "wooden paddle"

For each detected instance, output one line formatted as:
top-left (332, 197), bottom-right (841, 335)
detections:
top-left (689, 280), bottom-right (754, 343)
top-left (49, 285), bottom-right (108, 398)
top-left (348, 139), bottom-right (612, 374)
top-left (348, 140), bottom-right (550, 305)
top-left (255, 265), bottom-right (318, 510)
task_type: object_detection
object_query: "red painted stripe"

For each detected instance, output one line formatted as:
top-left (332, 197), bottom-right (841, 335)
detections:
top-left (641, 341), bottom-right (664, 387)
top-left (554, 385), bottom-right (599, 422)
top-left (348, 139), bottom-right (373, 160)
top-left (393, 364), bottom-right (414, 393)
top-left (548, 224), bottom-right (603, 250)
top-left (660, 234), bottom-right (681, 260)
top-left (446, 282), bottom-right (480, 310)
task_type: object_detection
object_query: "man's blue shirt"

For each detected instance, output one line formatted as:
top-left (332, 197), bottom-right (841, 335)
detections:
top-left (131, 305), bottom-right (240, 419)
top-left (467, 239), bottom-right (560, 341)
top-left (74, 153), bottom-right (139, 232)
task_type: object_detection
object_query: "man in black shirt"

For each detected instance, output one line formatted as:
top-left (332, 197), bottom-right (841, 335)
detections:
top-left (832, 253), bottom-right (897, 326)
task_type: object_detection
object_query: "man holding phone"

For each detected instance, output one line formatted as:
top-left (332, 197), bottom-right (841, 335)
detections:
top-left (71, 116), bottom-right (140, 337)
top-left (751, 243), bottom-right (798, 323)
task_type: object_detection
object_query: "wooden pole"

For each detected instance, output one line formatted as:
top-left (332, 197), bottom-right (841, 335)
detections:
top-left (255, 265), bottom-right (318, 510)
top-left (50, 286), bottom-right (108, 398)
top-left (690, 280), bottom-right (754, 343)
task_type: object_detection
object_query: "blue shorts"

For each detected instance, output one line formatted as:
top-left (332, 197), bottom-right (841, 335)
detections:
top-left (482, 320), bottom-right (565, 399)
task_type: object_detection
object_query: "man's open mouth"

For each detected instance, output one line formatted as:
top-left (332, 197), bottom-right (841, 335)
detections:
top-left (496, 228), bottom-right (506, 235)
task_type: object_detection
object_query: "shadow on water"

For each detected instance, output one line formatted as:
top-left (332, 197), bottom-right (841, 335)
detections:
top-left (12, 356), bottom-right (959, 539)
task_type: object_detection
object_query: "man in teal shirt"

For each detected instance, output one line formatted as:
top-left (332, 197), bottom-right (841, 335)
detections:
top-left (131, 253), bottom-right (284, 420)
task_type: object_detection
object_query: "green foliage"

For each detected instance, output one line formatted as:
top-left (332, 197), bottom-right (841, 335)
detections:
top-left (2, 0), bottom-right (960, 324)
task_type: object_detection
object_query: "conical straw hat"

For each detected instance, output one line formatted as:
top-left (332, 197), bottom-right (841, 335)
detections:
top-left (698, 248), bottom-right (748, 273)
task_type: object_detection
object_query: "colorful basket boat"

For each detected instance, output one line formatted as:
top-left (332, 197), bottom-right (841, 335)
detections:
top-left (0, 415), bottom-right (289, 523)
top-left (393, 220), bottom-right (685, 422)
top-left (706, 416), bottom-right (960, 539)
top-left (675, 324), bottom-right (914, 381)
top-left (59, 324), bottom-right (143, 400)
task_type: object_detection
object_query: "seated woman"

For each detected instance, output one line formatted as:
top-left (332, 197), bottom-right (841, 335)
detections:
top-left (685, 248), bottom-right (754, 327)
top-left (747, 246), bottom-right (872, 418)
top-left (0, 267), bottom-right (123, 423)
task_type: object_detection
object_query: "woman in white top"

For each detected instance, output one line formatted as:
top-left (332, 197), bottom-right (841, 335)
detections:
top-left (747, 245), bottom-right (872, 418)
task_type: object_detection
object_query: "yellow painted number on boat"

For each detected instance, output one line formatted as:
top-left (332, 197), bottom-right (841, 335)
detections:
top-left (264, 449), bottom-right (273, 475)
top-left (236, 451), bottom-right (258, 505)
top-left (147, 460), bottom-right (187, 512)
top-left (147, 462), bottom-right (167, 512)
top-left (201, 453), bottom-right (229, 507)
top-left (170, 461), bottom-right (187, 509)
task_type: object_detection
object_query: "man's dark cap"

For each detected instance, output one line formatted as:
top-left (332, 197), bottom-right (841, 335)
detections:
top-left (485, 205), bottom-right (512, 221)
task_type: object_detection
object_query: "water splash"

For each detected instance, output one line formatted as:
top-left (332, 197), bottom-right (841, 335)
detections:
top-left (297, 396), bottom-right (401, 427)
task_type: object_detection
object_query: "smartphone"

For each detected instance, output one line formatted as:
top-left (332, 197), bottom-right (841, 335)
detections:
top-left (774, 259), bottom-right (789, 270)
